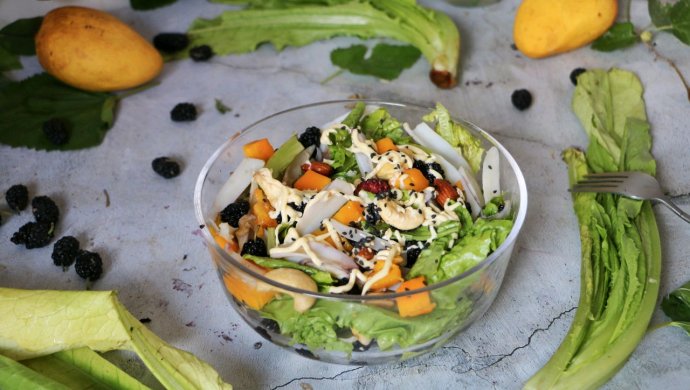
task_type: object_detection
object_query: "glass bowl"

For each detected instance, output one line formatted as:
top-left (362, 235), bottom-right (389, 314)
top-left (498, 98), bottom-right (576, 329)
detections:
top-left (194, 100), bottom-right (527, 364)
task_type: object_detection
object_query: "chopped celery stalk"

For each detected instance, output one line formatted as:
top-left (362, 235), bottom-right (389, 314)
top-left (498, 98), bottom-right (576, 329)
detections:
top-left (23, 348), bottom-right (150, 390)
top-left (341, 101), bottom-right (365, 128)
top-left (266, 135), bottom-right (304, 179)
top-left (0, 353), bottom-right (70, 390)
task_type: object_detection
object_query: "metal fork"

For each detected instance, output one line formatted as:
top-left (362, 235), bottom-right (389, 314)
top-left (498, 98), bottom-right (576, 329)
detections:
top-left (571, 171), bottom-right (690, 223)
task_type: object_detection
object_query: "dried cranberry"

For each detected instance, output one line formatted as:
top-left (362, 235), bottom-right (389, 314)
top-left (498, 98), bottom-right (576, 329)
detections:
top-left (355, 179), bottom-right (390, 195)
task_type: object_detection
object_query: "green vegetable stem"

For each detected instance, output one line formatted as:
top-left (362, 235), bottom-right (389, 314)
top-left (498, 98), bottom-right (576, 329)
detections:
top-left (525, 69), bottom-right (661, 389)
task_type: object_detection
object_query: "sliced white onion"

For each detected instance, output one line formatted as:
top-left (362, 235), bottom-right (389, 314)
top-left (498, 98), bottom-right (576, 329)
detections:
top-left (458, 166), bottom-right (484, 218)
top-left (296, 191), bottom-right (349, 235)
top-left (409, 122), bottom-right (473, 173)
top-left (355, 152), bottom-right (373, 176)
top-left (482, 146), bottom-right (500, 204)
top-left (282, 145), bottom-right (315, 186)
top-left (325, 179), bottom-right (355, 195)
top-left (330, 220), bottom-right (388, 251)
top-left (213, 157), bottom-right (264, 214)
top-left (309, 241), bottom-right (358, 270)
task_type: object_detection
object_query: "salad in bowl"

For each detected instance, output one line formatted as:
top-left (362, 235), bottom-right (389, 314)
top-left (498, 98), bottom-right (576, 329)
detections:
top-left (194, 101), bottom-right (527, 364)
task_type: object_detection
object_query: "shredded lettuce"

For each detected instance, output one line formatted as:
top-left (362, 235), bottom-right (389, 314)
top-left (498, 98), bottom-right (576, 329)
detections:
top-left (328, 125), bottom-right (360, 181)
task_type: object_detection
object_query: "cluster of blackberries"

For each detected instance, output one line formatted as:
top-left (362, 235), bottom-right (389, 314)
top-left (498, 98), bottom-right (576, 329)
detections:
top-left (42, 118), bottom-right (70, 146)
top-left (7, 185), bottom-right (59, 249)
top-left (152, 32), bottom-right (214, 62)
top-left (4, 184), bottom-right (103, 282)
top-left (413, 160), bottom-right (445, 183)
top-left (51, 236), bottom-right (103, 281)
top-left (298, 126), bottom-right (321, 148)
top-left (220, 201), bottom-right (250, 228)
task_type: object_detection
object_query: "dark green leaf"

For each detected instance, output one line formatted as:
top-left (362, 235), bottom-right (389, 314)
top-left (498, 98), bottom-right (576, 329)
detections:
top-left (215, 98), bottom-right (232, 114)
top-left (0, 45), bottom-right (21, 72)
top-left (591, 22), bottom-right (639, 52)
top-left (0, 17), bottom-right (42, 55)
top-left (330, 43), bottom-right (421, 80)
top-left (670, 0), bottom-right (690, 44)
top-left (130, 0), bottom-right (177, 10)
top-left (0, 17), bottom-right (43, 71)
top-left (0, 73), bottom-right (117, 151)
top-left (648, 0), bottom-right (675, 26)
top-left (662, 280), bottom-right (690, 322)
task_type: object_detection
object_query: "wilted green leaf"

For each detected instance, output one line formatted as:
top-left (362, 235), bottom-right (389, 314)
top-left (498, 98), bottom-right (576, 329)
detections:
top-left (670, 0), bottom-right (690, 44)
top-left (330, 43), bottom-right (421, 80)
top-left (591, 22), bottom-right (639, 52)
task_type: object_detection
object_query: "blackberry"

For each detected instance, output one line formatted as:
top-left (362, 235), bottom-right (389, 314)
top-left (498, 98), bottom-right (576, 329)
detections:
top-left (32, 196), bottom-right (59, 224)
top-left (170, 103), bottom-right (197, 122)
top-left (405, 247), bottom-right (422, 268)
top-left (219, 201), bottom-right (249, 228)
top-left (365, 203), bottom-right (381, 225)
top-left (570, 67), bottom-right (587, 86)
top-left (51, 236), bottom-right (80, 268)
top-left (511, 89), bottom-right (532, 111)
top-left (152, 157), bottom-right (181, 179)
top-left (6, 184), bottom-right (29, 213)
top-left (189, 45), bottom-right (214, 62)
top-left (241, 238), bottom-right (268, 257)
top-left (153, 33), bottom-right (189, 53)
top-left (428, 162), bottom-right (445, 179)
top-left (11, 222), bottom-right (54, 249)
top-left (414, 160), bottom-right (445, 182)
top-left (298, 126), bottom-right (321, 148)
top-left (42, 118), bottom-right (70, 146)
top-left (74, 250), bottom-right (103, 281)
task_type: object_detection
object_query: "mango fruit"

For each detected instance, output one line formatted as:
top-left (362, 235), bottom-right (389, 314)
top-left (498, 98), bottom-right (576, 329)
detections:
top-left (35, 6), bottom-right (163, 92)
top-left (513, 0), bottom-right (618, 58)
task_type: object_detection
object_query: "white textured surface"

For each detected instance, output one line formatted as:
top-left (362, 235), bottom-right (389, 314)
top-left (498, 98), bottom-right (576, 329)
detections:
top-left (1, 1), bottom-right (690, 389)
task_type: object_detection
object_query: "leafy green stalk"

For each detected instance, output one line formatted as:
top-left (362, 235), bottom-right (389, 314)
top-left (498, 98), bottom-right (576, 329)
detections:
top-left (0, 353), bottom-right (70, 390)
top-left (23, 348), bottom-right (149, 390)
top-left (0, 288), bottom-right (232, 389)
top-left (266, 135), bottom-right (304, 179)
top-left (524, 69), bottom-right (661, 389)
top-left (186, 0), bottom-right (460, 88)
top-left (423, 102), bottom-right (484, 173)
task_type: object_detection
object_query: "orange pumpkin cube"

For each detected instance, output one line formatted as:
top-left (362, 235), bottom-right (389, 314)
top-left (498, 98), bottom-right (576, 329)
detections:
top-left (395, 276), bottom-right (436, 317)
top-left (375, 137), bottom-right (398, 154)
top-left (294, 170), bottom-right (332, 191)
top-left (243, 138), bottom-right (274, 161)
top-left (332, 200), bottom-right (365, 226)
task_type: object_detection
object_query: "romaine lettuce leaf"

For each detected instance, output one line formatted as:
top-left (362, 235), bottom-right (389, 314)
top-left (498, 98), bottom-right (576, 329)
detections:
top-left (423, 103), bottom-right (484, 173)
top-left (245, 255), bottom-right (334, 285)
top-left (0, 288), bottom-right (232, 390)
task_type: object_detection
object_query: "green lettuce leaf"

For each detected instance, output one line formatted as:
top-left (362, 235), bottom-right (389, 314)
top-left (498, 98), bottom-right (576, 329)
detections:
top-left (245, 255), bottom-right (334, 285)
top-left (661, 280), bottom-right (690, 335)
top-left (525, 68), bottom-right (661, 390)
top-left (359, 107), bottom-right (413, 144)
top-left (423, 102), bottom-right (484, 173)
top-left (0, 353), bottom-right (71, 390)
top-left (328, 126), bottom-right (360, 181)
top-left (341, 101), bottom-right (365, 128)
top-left (260, 295), bottom-right (473, 352)
top-left (0, 288), bottom-right (232, 390)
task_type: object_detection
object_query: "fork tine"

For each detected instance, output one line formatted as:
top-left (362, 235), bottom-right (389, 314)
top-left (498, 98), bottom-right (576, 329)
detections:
top-left (570, 184), bottom-right (619, 192)
top-left (576, 178), bottom-right (625, 185)
top-left (584, 173), bottom-right (629, 179)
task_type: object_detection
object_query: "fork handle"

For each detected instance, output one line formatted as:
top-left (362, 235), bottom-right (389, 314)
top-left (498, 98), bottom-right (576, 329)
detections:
top-left (656, 196), bottom-right (690, 224)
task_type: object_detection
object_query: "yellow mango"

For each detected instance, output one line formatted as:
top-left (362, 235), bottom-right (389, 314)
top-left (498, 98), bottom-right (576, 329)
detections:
top-left (513, 0), bottom-right (617, 58)
top-left (36, 6), bottom-right (163, 92)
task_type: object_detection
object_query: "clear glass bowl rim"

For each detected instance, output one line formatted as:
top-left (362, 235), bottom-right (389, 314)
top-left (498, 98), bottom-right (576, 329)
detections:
top-left (194, 99), bottom-right (528, 301)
